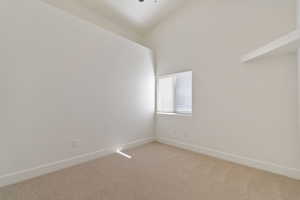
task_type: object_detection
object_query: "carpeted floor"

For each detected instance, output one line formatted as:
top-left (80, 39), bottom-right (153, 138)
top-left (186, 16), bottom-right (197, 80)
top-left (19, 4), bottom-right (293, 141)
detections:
top-left (0, 142), bottom-right (299, 200)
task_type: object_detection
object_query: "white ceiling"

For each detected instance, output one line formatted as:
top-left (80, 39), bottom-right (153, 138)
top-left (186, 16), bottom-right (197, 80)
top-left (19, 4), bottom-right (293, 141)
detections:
top-left (43, 0), bottom-right (186, 35)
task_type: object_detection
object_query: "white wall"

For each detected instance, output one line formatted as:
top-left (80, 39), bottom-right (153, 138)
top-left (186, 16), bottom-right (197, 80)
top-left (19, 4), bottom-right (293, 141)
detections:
top-left (41, 0), bottom-right (144, 44)
top-left (146, 0), bottom-right (300, 178)
top-left (0, 0), bottom-right (155, 186)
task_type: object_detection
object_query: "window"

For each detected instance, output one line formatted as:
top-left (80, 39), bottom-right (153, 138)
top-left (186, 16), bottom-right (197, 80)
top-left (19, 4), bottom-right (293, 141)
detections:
top-left (157, 71), bottom-right (192, 115)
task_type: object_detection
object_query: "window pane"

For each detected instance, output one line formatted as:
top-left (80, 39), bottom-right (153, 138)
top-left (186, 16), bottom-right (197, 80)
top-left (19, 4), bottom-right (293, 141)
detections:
top-left (175, 71), bottom-right (192, 114)
top-left (157, 76), bottom-right (175, 113)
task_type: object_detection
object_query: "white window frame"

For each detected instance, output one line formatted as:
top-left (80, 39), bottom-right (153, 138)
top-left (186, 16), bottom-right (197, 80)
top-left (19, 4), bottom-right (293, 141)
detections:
top-left (156, 70), bottom-right (192, 116)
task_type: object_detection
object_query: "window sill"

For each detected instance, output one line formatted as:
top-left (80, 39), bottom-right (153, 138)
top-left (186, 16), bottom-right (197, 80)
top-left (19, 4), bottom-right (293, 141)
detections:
top-left (156, 112), bottom-right (192, 117)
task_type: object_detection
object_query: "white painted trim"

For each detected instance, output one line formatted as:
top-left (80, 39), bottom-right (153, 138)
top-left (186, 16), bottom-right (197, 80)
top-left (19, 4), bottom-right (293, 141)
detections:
top-left (157, 137), bottom-right (300, 180)
top-left (0, 137), bottom-right (155, 187)
top-left (241, 29), bottom-right (300, 62)
top-left (156, 112), bottom-right (192, 117)
top-left (157, 70), bottom-right (193, 79)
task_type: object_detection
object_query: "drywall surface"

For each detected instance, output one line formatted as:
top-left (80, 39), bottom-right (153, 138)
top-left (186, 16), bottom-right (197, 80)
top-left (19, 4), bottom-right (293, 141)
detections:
top-left (41, 0), bottom-right (144, 44)
top-left (0, 0), bottom-right (155, 185)
top-left (146, 0), bottom-right (300, 178)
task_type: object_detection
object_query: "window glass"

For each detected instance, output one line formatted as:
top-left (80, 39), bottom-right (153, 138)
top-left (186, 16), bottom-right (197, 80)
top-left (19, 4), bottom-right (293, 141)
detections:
top-left (175, 71), bottom-right (192, 114)
top-left (157, 71), bottom-right (192, 114)
top-left (157, 76), bottom-right (175, 113)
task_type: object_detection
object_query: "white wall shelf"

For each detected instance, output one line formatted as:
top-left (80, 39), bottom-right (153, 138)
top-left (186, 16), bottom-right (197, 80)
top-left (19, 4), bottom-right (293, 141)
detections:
top-left (241, 29), bottom-right (300, 63)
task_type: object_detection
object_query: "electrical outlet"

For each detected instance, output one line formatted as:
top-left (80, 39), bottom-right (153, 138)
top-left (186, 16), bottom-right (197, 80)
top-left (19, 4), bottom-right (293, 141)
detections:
top-left (72, 139), bottom-right (80, 148)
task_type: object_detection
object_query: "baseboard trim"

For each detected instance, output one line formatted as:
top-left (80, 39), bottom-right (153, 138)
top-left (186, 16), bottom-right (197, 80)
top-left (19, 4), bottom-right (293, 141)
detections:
top-left (0, 137), bottom-right (155, 187)
top-left (157, 137), bottom-right (300, 180)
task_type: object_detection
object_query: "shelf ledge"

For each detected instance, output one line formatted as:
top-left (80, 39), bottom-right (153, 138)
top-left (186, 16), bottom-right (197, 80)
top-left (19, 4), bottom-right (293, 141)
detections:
top-left (241, 29), bottom-right (300, 63)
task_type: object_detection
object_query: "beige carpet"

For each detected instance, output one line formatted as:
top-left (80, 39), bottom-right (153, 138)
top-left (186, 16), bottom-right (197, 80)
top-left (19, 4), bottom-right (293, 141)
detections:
top-left (0, 142), bottom-right (299, 200)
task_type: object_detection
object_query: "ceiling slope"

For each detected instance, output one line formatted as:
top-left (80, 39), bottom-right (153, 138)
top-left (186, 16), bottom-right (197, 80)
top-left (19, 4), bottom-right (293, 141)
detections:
top-left (41, 0), bottom-right (186, 38)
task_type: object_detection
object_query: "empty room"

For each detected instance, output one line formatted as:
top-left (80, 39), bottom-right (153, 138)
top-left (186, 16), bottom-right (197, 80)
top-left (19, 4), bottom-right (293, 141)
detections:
top-left (1, 0), bottom-right (300, 199)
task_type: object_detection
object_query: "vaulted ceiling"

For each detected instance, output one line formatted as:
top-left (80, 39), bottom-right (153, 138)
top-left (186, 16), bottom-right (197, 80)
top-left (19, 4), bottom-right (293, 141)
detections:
top-left (42, 0), bottom-right (186, 36)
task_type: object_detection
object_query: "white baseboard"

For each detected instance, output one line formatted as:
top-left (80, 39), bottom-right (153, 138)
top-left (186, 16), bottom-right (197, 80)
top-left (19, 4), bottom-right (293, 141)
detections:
top-left (157, 137), bottom-right (300, 180)
top-left (0, 137), bottom-right (155, 187)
